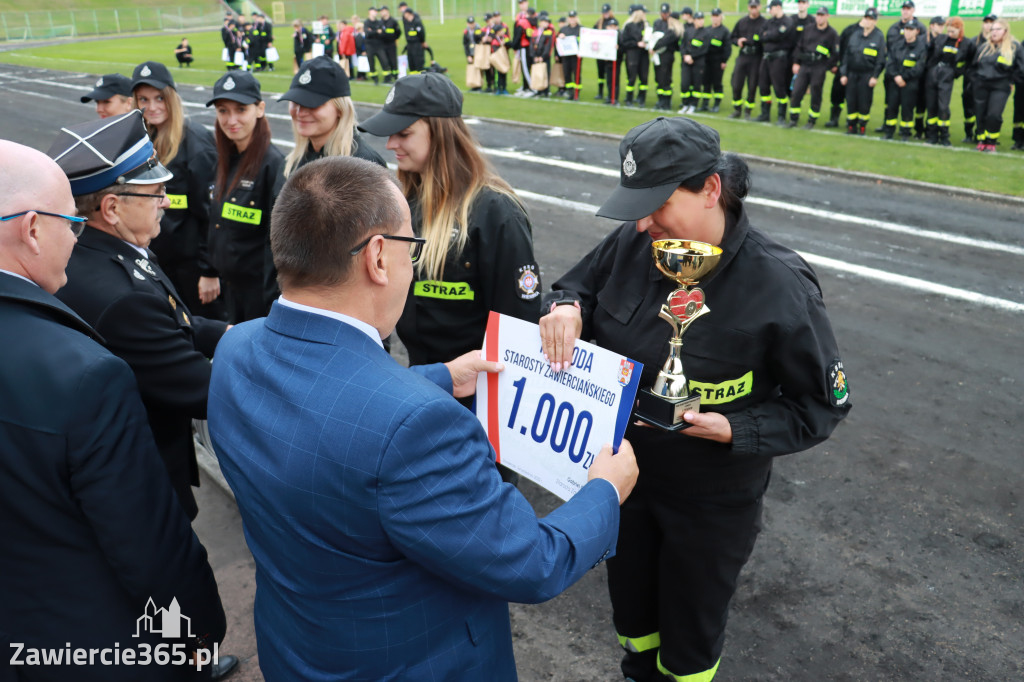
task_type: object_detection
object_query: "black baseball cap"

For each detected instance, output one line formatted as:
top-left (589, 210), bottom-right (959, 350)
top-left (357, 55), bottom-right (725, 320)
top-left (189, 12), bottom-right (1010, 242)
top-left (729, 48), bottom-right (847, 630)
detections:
top-left (694, 11), bottom-right (704, 19)
top-left (815, 6), bottom-right (829, 15)
top-left (605, 16), bottom-right (619, 26)
top-left (48, 110), bottom-right (173, 196)
top-left (748, 0), bottom-right (761, 7)
top-left (681, 6), bottom-right (693, 14)
top-left (206, 71), bottom-right (262, 106)
top-left (863, 7), bottom-right (878, 19)
top-left (280, 56), bottom-right (351, 108)
top-left (81, 73), bottom-right (132, 103)
top-left (930, 15), bottom-right (945, 24)
top-left (711, 8), bottom-right (723, 15)
top-left (982, 13), bottom-right (997, 21)
top-left (901, 0), bottom-right (914, 7)
top-left (466, 14), bottom-right (475, 22)
top-left (597, 117), bottom-right (720, 222)
top-left (568, 9), bottom-right (578, 17)
top-left (904, 19), bottom-right (922, 30)
top-left (131, 61), bottom-right (175, 91)
top-left (768, 0), bottom-right (782, 8)
top-left (358, 72), bottom-right (462, 136)
top-left (602, 3), bottom-right (612, 11)
top-left (660, 3), bottom-right (670, 13)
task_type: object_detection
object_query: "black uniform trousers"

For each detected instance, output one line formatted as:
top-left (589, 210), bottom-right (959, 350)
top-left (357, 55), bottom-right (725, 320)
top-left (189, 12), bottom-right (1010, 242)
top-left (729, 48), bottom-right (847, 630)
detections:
top-left (383, 43), bottom-right (399, 80)
top-left (1013, 84), bottom-right (1024, 146)
top-left (222, 274), bottom-right (270, 324)
top-left (845, 70), bottom-right (876, 127)
top-left (829, 74), bottom-right (846, 112)
top-left (962, 74), bottom-right (977, 137)
top-left (731, 51), bottom-right (761, 111)
top-left (758, 52), bottom-right (790, 105)
top-left (789, 61), bottom-right (830, 119)
top-left (703, 59), bottom-right (726, 104)
top-left (562, 56), bottom-right (582, 96)
top-left (625, 49), bottom-right (649, 103)
top-left (914, 68), bottom-right (928, 136)
top-left (608, 472), bottom-right (769, 681)
top-left (680, 58), bottom-right (706, 107)
top-left (595, 58), bottom-right (609, 96)
top-left (973, 79), bottom-right (1012, 142)
top-left (407, 42), bottom-right (425, 72)
top-left (654, 53), bottom-right (674, 105)
top-left (884, 78), bottom-right (921, 136)
top-left (924, 65), bottom-right (955, 136)
top-left (365, 41), bottom-right (387, 81)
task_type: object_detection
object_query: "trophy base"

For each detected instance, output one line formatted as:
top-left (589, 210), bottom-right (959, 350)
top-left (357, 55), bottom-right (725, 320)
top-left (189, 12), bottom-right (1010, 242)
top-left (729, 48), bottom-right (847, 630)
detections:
top-left (635, 389), bottom-right (701, 431)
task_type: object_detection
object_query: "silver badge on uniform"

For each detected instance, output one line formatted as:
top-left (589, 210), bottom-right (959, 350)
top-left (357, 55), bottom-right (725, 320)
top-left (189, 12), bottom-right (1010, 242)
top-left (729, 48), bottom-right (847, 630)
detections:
top-left (239, 179), bottom-right (254, 190)
top-left (140, 65), bottom-right (152, 77)
top-left (95, 77), bottom-right (103, 87)
top-left (135, 258), bottom-right (156, 276)
top-left (224, 76), bottom-right (236, 90)
top-left (298, 70), bottom-right (312, 85)
top-left (133, 269), bottom-right (146, 280)
top-left (386, 87), bottom-right (396, 104)
top-left (623, 149), bottom-right (637, 178)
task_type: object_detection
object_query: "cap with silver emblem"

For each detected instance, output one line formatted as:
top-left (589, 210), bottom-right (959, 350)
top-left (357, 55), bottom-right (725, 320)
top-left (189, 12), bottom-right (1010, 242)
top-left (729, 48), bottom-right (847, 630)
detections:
top-left (81, 73), bottom-right (133, 104)
top-left (131, 61), bottom-right (176, 92)
top-left (46, 110), bottom-right (173, 196)
top-left (279, 56), bottom-right (351, 108)
top-left (358, 72), bottom-right (462, 137)
top-left (206, 71), bottom-right (263, 107)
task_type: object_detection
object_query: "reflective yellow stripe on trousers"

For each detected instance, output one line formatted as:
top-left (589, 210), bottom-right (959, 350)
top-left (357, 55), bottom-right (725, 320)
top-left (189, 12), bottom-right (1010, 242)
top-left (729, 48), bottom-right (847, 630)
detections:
top-left (657, 652), bottom-right (721, 682)
top-left (617, 631), bottom-right (660, 653)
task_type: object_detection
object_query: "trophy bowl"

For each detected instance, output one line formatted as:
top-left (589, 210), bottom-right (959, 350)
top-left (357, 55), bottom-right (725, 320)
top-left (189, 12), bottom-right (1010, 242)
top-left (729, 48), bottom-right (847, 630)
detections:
top-left (651, 240), bottom-right (723, 286)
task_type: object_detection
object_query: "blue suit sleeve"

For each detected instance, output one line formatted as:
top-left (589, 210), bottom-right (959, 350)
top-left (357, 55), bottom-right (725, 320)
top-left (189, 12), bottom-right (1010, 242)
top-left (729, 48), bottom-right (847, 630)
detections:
top-left (410, 362), bottom-right (453, 393)
top-left (378, 396), bottom-right (619, 604)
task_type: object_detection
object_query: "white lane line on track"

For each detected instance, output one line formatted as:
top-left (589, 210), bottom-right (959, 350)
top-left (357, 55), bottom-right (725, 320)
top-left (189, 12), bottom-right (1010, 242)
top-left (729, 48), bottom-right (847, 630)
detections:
top-left (516, 189), bottom-right (1024, 314)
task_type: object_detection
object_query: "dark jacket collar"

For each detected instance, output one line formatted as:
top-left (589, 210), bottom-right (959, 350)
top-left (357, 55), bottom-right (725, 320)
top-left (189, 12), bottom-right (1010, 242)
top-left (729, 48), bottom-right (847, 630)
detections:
top-left (643, 202), bottom-right (750, 286)
top-left (0, 271), bottom-right (103, 343)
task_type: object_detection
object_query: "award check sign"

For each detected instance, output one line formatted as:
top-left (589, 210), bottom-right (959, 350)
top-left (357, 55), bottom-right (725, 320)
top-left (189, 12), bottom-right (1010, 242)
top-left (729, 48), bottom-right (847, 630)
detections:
top-left (477, 312), bottom-right (644, 501)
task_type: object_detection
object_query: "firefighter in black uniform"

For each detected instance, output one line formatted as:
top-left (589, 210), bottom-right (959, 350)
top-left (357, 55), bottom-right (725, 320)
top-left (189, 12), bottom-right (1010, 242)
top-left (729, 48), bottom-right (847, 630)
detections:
top-left (221, 16), bottom-right (237, 71)
top-left (402, 7), bottom-right (426, 74)
top-left (883, 19), bottom-right (928, 141)
top-left (540, 116), bottom-right (851, 682)
top-left (702, 8), bottom-right (730, 111)
top-left (827, 11), bottom-right (862, 128)
top-left (788, 0), bottom-right (814, 96)
top-left (593, 4), bottom-right (616, 99)
top-left (972, 18), bottom-right (1024, 152)
top-left (679, 12), bottom-right (710, 114)
top-left (378, 6), bottom-right (401, 82)
top-left (206, 71), bottom-right (285, 322)
top-left (756, 0), bottom-right (795, 123)
top-left (876, 0), bottom-right (916, 131)
top-left (730, 0), bottom-right (766, 119)
top-left (559, 11), bottom-right (583, 99)
top-left (838, 7), bottom-right (885, 136)
top-left (249, 12), bottom-right (266, 71)
top-left (962, 16), bottom-right (995, 143)
top-left (621, 5), bottom-right (651, 107)
top-left (364, 7), bottom-right (386, 84)
top-left (785, 6), bottom-right (838, 129)
top-left (924, 16), bottom-right (973, 146)
top-left (650, 4), bottom-right (676, 110)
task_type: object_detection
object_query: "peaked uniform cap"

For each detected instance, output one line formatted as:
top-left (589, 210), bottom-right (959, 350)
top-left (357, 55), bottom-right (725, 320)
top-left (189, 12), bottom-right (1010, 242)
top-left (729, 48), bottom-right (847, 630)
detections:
top-left (358, 72), bottom-right (462, 136)
top-left (206, 71), bottom-right (263, 106)
top-left (597, 117), bottom-right (720, 221)
top-left (81, 73), bottom-right (133, 103)
top-left (131, 61), bottom-right (176, 91)
top-left (280, 56), bottom-right (351, 108)
top-left (46, 110), bottom-right (173, 196)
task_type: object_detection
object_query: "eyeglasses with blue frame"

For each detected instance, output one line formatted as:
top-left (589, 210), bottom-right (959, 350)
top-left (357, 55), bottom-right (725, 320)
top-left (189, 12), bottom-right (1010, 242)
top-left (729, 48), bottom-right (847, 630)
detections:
top-left (0, 210), bottom-right (88, 238)
top-left (349, 234), bottom-right (427, 263)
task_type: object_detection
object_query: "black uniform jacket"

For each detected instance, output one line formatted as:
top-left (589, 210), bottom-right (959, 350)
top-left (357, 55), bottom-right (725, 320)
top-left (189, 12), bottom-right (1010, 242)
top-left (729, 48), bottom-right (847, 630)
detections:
top-left (209, 144), bottom-right (286, 308)
top-left (405, 17), bottom-right (426, 44)
top-left (886, 37), bottom-right (928, 81)
top-left (530, 26), bottom-right (554, 60)
top-left (794, 24), bottom-right (839, 69)
top-left (294, 130), bottom-right (386, 170)
top-left (840, 25), bottom-right (886, 77)
top-left (972, 41), bottom-right (1024, 85)
top-left (364, 18), bottom-right (383, 44)
top-left (684, 26), bottom-right (711, 60)
top-left (760, 15), bottom-right (795, 57)
top-left (731, 15), bottom-right (766, 54)
top-left (381, 17), bottom-right (402, 44)
top-left (619, 21), bottom-right (647, 52)
top-left (546, 206), bottom-right (851, 494)
top-left (928, 34), bottom-right (975, 80)
top-left (397, 187), bottom-right (541, 366)
top-left (886, 19), bottom-right (911, 50)
top-left (705, 24), bottom-right (732, 62)
top-left (0, 274), bottom-right (225, 680)
top-left (148, 117), bottom-right (217, 275)
top-left (56, 227), bottom-right (228, 520)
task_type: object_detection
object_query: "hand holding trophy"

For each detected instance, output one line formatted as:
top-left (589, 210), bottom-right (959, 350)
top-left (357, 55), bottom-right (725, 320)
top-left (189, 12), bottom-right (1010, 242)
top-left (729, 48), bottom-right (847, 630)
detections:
top-left (635, 239), bottom-right (722, 430)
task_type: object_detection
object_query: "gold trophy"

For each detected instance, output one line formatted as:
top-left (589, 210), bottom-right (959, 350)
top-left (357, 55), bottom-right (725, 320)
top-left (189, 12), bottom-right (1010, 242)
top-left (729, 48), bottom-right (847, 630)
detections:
top-left (635, 239), bottom-right (723, 430)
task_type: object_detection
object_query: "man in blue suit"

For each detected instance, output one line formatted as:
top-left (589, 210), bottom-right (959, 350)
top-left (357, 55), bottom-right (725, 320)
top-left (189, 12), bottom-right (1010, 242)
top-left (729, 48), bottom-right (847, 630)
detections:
top-left (208, 156), bottom-right (639, 681)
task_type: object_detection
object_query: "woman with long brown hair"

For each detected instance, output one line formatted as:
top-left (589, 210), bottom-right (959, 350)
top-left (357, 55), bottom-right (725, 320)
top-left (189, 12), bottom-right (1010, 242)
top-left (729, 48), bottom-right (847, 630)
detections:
top-left (132, 60), bottom-right (221, 318)
top-left (971, 18), bottom-right (1024, 152)
top-left (206, 71), bottom-right (285, 323)
top-left (359, 73), bottom-right (541, 373)
top-left (280, 56), bottom-right (384, 177)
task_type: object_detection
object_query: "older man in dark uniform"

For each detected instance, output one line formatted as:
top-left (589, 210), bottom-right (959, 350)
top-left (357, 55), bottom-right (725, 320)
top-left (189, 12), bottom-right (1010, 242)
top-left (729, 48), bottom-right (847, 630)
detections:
top-left (0, 139), bottom-right (227, 681)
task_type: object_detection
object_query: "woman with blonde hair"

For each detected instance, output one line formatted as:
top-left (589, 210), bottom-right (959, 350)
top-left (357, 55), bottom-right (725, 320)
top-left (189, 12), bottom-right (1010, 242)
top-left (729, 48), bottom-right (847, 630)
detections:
top-left (358, 72), bottom-right (540, 374)
top-left (131, 60), bottom-right (222, 318)
top-left (280, 56), bottom-right (384, 176)
top-left (619, 5), bottom-right (650, 107)
top-left (971, 18), bottom-right (1023, 152)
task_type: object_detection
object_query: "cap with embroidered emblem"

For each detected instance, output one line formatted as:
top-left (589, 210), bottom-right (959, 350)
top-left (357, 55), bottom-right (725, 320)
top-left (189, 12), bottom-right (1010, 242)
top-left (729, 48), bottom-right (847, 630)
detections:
top-left (46, 110), bottom-right (173, 196)
top-left (279, 56), bottom-right (351, 108)
top-left (206, 71), bottom-right (262, 107)
top-left (131, 61), bottom-right (175, 92)
top-left (815, 5), bottom-right (829, 15)
top-left (863, 7), bottom-right (878, 19)
top-left (358, 72), bottom-right (462, 136)
top-left (81, 73), bottom-right (133, 103)
top-left (597, 117), bottom-right (720, 221)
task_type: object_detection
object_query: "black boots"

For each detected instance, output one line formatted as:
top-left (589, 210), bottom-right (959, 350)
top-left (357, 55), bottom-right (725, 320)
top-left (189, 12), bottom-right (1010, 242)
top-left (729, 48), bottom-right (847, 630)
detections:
top-left (824, 105), bottom-right (841, 128)
top-left (756, 102), bottom-right (771, 122)
top-left (776, 103), bottom-right (788, 125)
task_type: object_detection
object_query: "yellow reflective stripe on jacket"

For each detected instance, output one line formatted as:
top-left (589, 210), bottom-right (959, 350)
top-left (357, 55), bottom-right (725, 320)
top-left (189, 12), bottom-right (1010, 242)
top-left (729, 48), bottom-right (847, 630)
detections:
top-left (710, 38), bottom-right (723, 46)
top-left (863, 47), bottom-right (877, 56)
top-left (657, 651), bottom-right (721, 682)
top-left (997, 55), bottom-right (1011, 65)
top-left (902, 58), bottom-right (916, 67)
top-left (221, 202), bottom-right (262, 225)
top-left (691, 39), bottom-right (703, 47)
top-left (815, 44), bottom-right (830, 56)
top-left (413, 280), bottom-right (475, 300)
top-left (166, 194), bottom-right (187, 210)
top-left (617, 631), bottom-right (660, 653)
top-left (688, 371), bottom-right (753, 405)
top-left (943, 45), bottom-right (957, 54)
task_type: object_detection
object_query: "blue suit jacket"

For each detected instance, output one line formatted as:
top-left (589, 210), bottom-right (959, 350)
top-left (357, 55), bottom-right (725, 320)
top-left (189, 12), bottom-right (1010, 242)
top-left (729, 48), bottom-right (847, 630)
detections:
top-left (208, 301), bottom-right (620, 681)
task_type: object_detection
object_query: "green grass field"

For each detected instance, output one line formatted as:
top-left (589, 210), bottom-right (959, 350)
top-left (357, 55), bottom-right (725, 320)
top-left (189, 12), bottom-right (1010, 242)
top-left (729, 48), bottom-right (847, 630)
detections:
top-left (1, 11), bottom-right (1021, 194)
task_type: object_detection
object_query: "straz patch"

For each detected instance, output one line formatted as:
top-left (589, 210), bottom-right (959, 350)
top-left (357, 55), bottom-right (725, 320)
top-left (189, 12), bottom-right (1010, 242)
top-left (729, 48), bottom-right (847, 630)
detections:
top-left (829, 359), bottom-right (849, 406)
top-left (516, 265), bottom-right (540, 300)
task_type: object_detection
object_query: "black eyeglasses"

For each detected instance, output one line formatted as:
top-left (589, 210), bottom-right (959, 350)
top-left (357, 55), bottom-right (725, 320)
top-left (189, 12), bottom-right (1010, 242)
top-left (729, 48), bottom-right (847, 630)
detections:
top-left (116, 192), bottom-right (167, 201)
top-left (1, 210), bottom-right (88, 238)
top-left (349, 234), bottom-right (427, 263)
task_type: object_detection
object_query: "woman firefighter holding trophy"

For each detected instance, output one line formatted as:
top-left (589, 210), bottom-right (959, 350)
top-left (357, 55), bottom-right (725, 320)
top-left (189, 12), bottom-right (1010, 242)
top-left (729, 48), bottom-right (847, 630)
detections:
top-left (539, 116), bottom-right (851, 682)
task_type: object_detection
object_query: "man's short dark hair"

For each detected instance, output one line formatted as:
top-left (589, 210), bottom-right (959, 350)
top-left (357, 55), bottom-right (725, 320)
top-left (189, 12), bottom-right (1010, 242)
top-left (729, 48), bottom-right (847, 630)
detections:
top-left (271, 157), bottom-right (403, 290)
